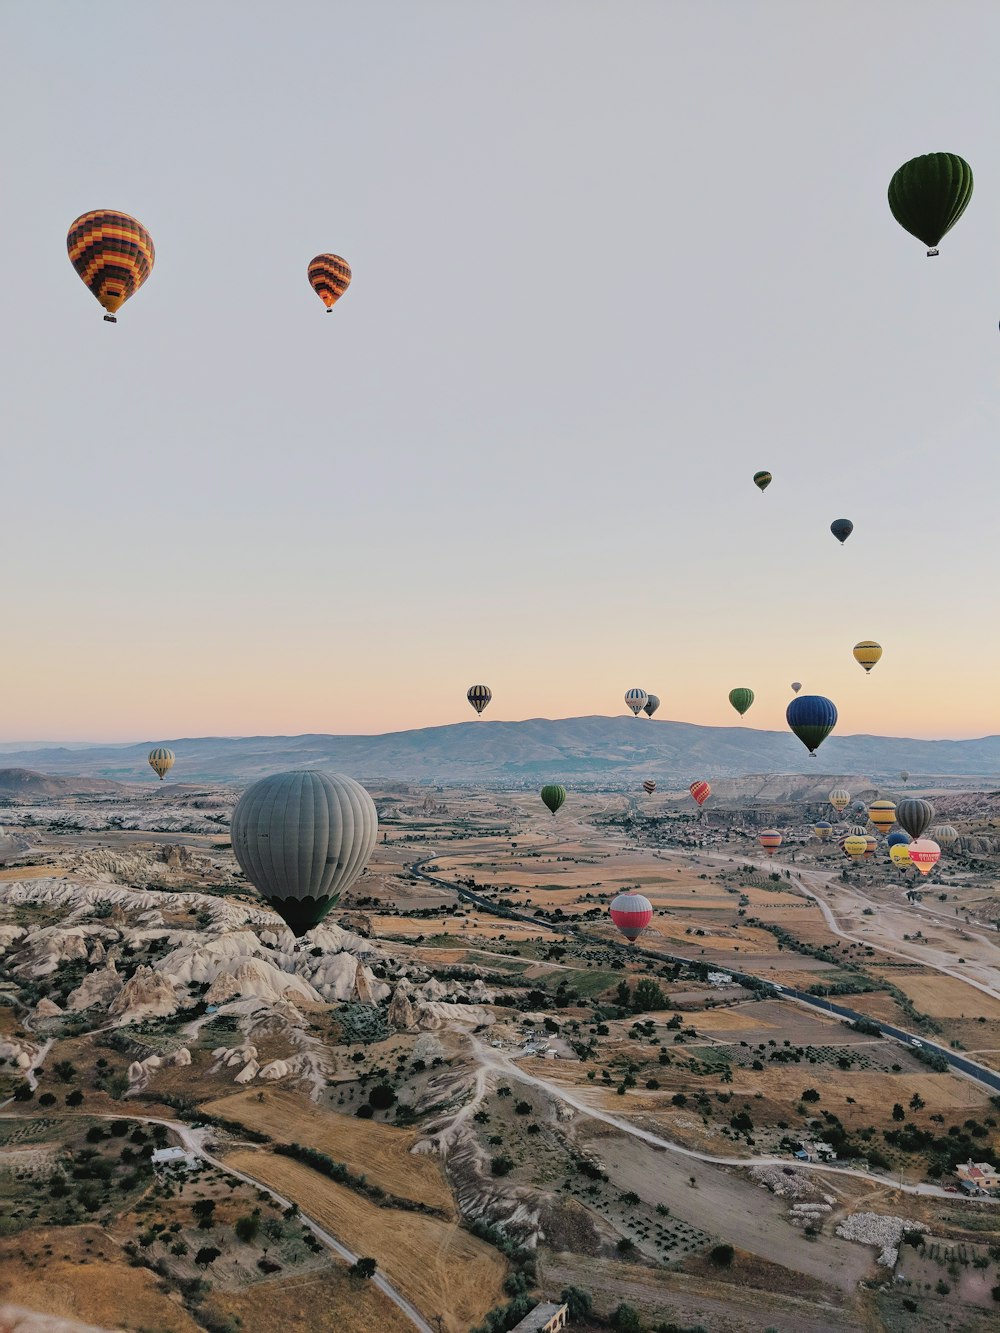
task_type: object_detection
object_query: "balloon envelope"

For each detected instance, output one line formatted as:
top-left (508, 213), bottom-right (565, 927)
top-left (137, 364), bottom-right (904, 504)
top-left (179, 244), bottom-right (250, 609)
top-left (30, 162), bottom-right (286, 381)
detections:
top-left (829, 788), bottom-right (850, 812)
top-left (759, 830), bottom-right (782, 852)
top-left (896, 797), bottom-right (934, 840)
top-left (540, 785), bottom-right (566, 815)
top-left (625, 688), bottom-right (648, 715)
top-left (813, 821), bottom-right (833, 839)
top-left (888, 153), bottom-right (973, 253)
top-left (867, 800), bottom-right (896, 834)
top-left (307, 254), bottom-right (352, 310)
top-left (148, 748), bottom-right (174, 780)
top-left (929, 824), bottom-right (958, 847)
top-left (609, 891), bottom-right (653, 942)
top-left (886, 829), bottom-right (912, 849)
top-left (890, 843), bottom-right (913, 868)
top-left (643, 694), bottom-right (660, 717)
top-left (843, 836), bottom-right (868, 859)
top-left (908, 838), bottom-right (941, 875)
top-left (67, 210), bottom-right (155, 321)
top-left (853, 641), bottom-right (882, 673)
top-left (753, 471), bottom-right (772, 492)
top-left (787, 695), bottom-right (837, 755)
top-left (728, 687), bottom-right (754, 716)
top-left (231, 770), bottom-right (378, 937)
top-left (831, 519), bottom-right (854, 545)
top-left (642, 779), bottom-right (656, 795)
top-left (689, 780), bottom-right (711, 807)
top-left (790, 682), bottom-right (802, 694)
top-left (467, 685), bottom-right (492, 715)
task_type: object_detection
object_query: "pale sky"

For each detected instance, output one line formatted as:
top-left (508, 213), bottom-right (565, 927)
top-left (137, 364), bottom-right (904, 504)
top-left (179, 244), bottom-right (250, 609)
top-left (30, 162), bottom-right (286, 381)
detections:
top-left (1, 1), bottom-right (997, 742)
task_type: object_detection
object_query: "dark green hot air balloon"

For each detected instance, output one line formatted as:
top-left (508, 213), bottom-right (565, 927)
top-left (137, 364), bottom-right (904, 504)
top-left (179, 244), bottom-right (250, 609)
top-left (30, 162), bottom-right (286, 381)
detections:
top-left (888, 153), bottom-right (973, 256)
top-left (753, 471), bottom-right (772, 493)
top-left (786, 695), bottom-right (837, 756)
top-left (540, 785), bottom-right (566, 815)
top-left (728, 687), bottom-right (754, 716)
top-left (831, 519), bottom-right (853, 545)
top-left (896, 797), bottom-right (934, 840)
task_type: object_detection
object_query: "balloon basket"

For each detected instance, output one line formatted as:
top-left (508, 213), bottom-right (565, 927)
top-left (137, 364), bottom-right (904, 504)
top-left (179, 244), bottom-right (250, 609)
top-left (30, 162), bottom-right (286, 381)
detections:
top-left (103, 315), bottom-right (117, 323)
top-left (926, 248), bottom-right (939, 257)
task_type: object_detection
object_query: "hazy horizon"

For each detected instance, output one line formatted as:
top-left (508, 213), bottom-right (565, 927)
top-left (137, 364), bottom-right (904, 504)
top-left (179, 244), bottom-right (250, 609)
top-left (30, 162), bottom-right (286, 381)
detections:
top-left (3, 1), bottom-right (998, 744)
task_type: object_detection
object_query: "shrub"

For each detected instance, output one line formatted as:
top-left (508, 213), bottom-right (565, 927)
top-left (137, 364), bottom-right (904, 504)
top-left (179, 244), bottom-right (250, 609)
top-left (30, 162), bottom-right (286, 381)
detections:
top-left (350, 1256), bottom-right (377, 1280)
top-left (368, 1083), bottom-right (396, 1111)
top-left (491, 1155), bottom-right (514, 1177)
top-left (710, 1243), bottom-right (735, 1266)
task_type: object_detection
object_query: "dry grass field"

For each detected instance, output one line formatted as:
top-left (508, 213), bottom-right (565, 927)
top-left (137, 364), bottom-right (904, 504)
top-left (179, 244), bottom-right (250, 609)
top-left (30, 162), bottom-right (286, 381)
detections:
top-left (891, 972), bottom-right (1000, 1019)
top-left (372, 913), bottom-right (558, 941)
top-left (0, 1226), bottom-right (199, 1332)
top-left (201, 1089), bottom-right (455, 1213)
top-left (223, 1149), bottom-right (507, 1333)
top-left (204, 1265), bottom-right (414, 1333)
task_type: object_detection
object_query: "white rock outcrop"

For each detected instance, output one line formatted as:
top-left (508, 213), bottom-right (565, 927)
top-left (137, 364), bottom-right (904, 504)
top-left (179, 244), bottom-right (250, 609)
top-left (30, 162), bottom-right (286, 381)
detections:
top-left (835, 1212), bottom-right (906, 1267)
top-left (66, 963), bottom-right (120, 1012)
top-left (233, 1058), bottom-right (260, 1084)
top-left (204, 959), bottom-right (322, 1006)
top-left (109, 965), bottom-right (179, 1023)
top-left (34, 998), bottom-right (63, 1018)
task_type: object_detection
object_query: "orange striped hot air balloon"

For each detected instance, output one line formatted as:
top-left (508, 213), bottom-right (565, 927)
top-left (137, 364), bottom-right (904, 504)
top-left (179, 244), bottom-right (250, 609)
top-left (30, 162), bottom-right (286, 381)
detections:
top-left (308, 254), bottom-right (352, 311)
top-left (689, 781), bottom-right (711, 807)
top-left (67, 210), bottom-right (155, 322)
top-left (759, 830), bottom-right (782, 853)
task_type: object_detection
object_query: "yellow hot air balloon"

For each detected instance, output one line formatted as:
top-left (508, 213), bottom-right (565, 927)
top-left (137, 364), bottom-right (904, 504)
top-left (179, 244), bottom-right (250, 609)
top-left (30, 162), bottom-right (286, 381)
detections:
top-left (829, 788), bottom-right (850, 813)
top-left (853, 641), bottom-right (882, 674)
top-left (148, 747), bottom-right (175, 780)
top-left (867, 800), bottom-right (896, 835)
top-left (843, 835), bottom-right (868, 859)
top-left (889, 843), bottom-right (912, 869)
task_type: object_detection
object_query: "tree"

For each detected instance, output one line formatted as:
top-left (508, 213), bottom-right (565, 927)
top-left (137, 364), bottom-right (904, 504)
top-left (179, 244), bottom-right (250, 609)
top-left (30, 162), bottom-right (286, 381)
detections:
top-left (38, 1092), bottom-right (57, 1107)
top-left (892, 1103), bottom-right (906, 1122)
top-left (350, 1257), bottom-right (378, 1280)
top-left (632, 979), bottom-right (666, 1013)
top-left (514, 1101), bottom-right (532, 1116)
top-left (615, 1238), bottom-right (636, 1256)
top-left (195, 1246), bottom-right (221, 1268)
top-left (66, 1090), bottom-right (84, 1107)
top-left (368, 1083), bottom-right (396, 1111)
top-left (801, 1089), bottom-right (820, 1103)
top-left (710, 1243), bottom-right (735, 1266)
top-left (235, 1215), bottom-right (260, 1243)
top-left (491, 1155), bottom-right (514, 1177)
top-left (609, 1303), bottom-right (643, 1332)
top-left (560, 1287), bottom-right (593, 1320)
top-left (909, 1092), bottom-right (925, 1111)
top-left (53, 1060), bottom-right (77, 1083)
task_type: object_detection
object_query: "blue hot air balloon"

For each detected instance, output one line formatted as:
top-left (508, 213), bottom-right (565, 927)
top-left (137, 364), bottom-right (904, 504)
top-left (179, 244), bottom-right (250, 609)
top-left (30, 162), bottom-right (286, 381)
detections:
top-left (786, 695), bottom-right (837, 756)
top-left (830, 519), bottom-right (854, 545)
top-left (887, 829), bottom-right (911, 849)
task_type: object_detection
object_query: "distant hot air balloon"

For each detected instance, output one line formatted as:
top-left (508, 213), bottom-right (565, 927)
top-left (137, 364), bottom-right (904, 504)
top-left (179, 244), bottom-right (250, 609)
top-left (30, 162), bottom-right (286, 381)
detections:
top-left (67, 210), bottom-right (155, 323)
top-left (759, 829), bottom-right (782, 853)
top-left (848, 824), bottom-right (869, 838)
top-left (689, 781), bottom-right (711, 807)
top-left (467, 685), bottom-right (492, 716)
top-left (896, 797), bottom-right (934, 840)
top-left (148, 748), bottom-right (174, 781)
top-left (886, 829), bottom-right (911, 850)
top-left (843, 835), bottom-right (868, 859)
top-left (908, 838), bottom-right (941, 876)
top-left (609, 891), bottom-right (652, 943)
top-left (813, 821), bottom-right (833, 840)
top-left (829, 788), bottom-right (850, 813)
top-left (230, 770), bottom-right (378, 936)
top-left (643, 694), bottom-right (660, 718)
top-left (831, 519), bottom-right (854, 545)
top-left (307, 254), bottom-right (352, 311)
top-left (930, 824), bottom-right (958, 847)
top-left (853, 641), bottom-right (883, 674)
top-left (890, 842), bottom-right (913, 869)
top-left (787, 695), bottom-right (837, 756)
top-left (900, 771), bottom-right (910, 784)
top-left (864, 835), bottom-right (878, 858)
top-left (753, 471), bottom-right (772, 493)
top-left (790, 682), bottom-right (802, 694)
top-left (728, 688), bottom-right (754, 717)
top-left (888, 153), bottom-right (973, 257)
top-left (642, 779), bottom-right (657, 795)
top-left (540, 785), bottom-right (566, 815)
top-left (625, 688), bottom-right (648, 716)
top-left (867, 800), bottom-right (896, 835)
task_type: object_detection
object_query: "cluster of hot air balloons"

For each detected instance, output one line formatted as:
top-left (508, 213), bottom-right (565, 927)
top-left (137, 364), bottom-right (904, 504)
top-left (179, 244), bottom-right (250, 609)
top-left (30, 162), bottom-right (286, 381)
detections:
top-left (67, 210), bottom-right (351, 323)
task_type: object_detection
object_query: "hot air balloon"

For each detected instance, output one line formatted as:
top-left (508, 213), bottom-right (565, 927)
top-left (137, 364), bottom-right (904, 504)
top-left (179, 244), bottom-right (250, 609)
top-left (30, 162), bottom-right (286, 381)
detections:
top-left (642, 780), bottom-right (657, 795)
top-left (609, 891), bottom-right (653, 943)
top-left (890, 843), bottom-right (913, 869)
top-left (467, 685), bottom-right (492, 716)
top-left (831, 519), bottom-right (854, 545)
top-left (864, 835), bottom-right (878, 858)
top-left (790, 682), bottom-right (802, 694)
top-left (813, 821), bottom-right (833, 840)
top-left (900, 771), bottom-right (910, 784)
top-left (643, 694), bottom-right (660, 718)
top-left (886, 829), bottom-right (911, 849)
top-left (728, 688), bottom-right (754, 716)
top-left (908, 838), bottom-right (941, 876)
top-left (541, 785), bottom-right (566, 815)
top-left (787, 695), bottom-right (837, 755)
top-left (867, 800), bottom-right (896, 835)
top-left (230, 770), bottom-right (377, 936)
top-left (848, 824), bottom-right (869, 838)
top-left (148, 748), bottom-right (174, 780)
top-left (67, 210), bottom-right (155, 323)
top-left (896, 797), bottom-right (934, 840)
top-left (829, 788), bottom-right (850, 813)
top-left (307, 254), bottom-right (352, 311)
top-left (853, 641), bottom-right (882, 674)
top-left (753, 471), bottom-right (772, 493)
top-left (930, 824), bottom-right (958, 847)
top-left (843, 835), bottom-right (868, 859)
top-left (625, 688), bottom-right (648, 716)
top-left (888, 153), bottom-right (973, 256)
top-left (759, 830), bottom-right (782, 853)
top-left (689, 780), bottom-right (711, 807)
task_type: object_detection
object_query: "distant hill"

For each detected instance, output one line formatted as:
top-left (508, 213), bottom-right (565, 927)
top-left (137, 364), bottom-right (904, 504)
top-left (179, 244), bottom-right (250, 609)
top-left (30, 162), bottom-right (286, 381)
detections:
top-left (1, 717), bottom-right (998, 786)
top-left (0, 768), bottom-right (131, 798)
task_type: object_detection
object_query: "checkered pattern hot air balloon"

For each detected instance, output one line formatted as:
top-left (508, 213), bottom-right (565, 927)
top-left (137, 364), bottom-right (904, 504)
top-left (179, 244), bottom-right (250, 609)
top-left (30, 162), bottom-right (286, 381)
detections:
top-left (689, 781), bottom-right (711, 807)
top-left (308, 254), bottom-right (352, 311)
top-left (67, 210), bottom-right (155, 323)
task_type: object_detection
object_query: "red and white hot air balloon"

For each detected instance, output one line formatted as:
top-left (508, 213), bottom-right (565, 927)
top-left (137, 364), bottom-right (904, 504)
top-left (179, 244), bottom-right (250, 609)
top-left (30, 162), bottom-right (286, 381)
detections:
top-left (609, 891), bottom-right (653, 943)
top-left (908, 838), bottom-right (941, 876)
top-left (689, 781), bottom-right (711, 807)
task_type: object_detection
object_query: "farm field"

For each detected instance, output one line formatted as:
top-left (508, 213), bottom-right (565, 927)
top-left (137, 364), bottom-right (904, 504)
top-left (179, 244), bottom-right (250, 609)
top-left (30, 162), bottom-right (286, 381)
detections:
top-left (222, 1148), bottom-right (508, 1333)
top-left (201, 1088), bottom-right (455, 1213)
top-left (203, 1265), bottom-right (414, 1333)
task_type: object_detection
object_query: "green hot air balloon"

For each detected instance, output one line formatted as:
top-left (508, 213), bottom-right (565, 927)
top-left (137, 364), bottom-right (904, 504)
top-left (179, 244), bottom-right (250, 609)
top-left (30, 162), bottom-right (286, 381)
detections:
top-left (888, 152), bottom-right (973, 256)
top-left (896, 797), bottom-right (934, 841)
top-left (540, 785), bottom-right (566, 815)
top-left (231, 770), bottom-right (378, 937)
top-left (728, 687), bottom-right (754, 717)
top-left (753, 471), bottom-right (772, 493)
